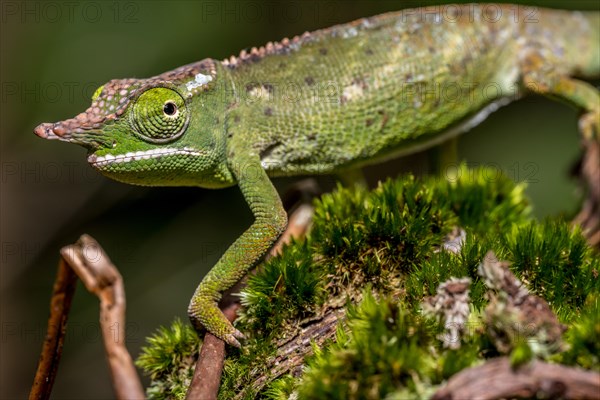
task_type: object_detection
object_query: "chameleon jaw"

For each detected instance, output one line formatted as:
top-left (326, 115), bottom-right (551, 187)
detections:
top-left (87, 147), bottom-right (206, 167)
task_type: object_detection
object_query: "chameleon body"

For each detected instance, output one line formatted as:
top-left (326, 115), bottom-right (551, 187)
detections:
top-left (34, 4), bottom-right (600, 347)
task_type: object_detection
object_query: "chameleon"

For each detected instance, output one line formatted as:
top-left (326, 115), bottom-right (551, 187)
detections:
top-left (34, 4), bottom-right (599, 347)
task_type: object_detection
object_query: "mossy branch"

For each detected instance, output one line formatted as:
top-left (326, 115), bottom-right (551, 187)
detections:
top-left (137, 165), bottom-right (599, 399)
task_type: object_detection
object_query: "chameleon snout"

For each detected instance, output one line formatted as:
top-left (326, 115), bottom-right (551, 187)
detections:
top-left (34, 122), bottom-right (68, 140)
top-left (33, 119), bottom-right (106, 150)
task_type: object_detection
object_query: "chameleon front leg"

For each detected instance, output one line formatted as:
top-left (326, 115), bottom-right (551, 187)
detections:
top-left (188, 152), bottom-right (287, 347)
top-left (521, 54), bottom-right (600, 241)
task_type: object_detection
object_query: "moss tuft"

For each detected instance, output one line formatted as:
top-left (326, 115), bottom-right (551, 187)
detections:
top-left (240, 240), bottom-right (325, 337)
top-left (136, 318), bottom-right (201, 399)
top-left (297, 291), bottom-right (439, 399)
top-left (556, 293), bottom-right (600, 370)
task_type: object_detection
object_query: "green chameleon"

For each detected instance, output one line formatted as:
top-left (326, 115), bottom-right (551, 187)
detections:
top-left (35, 4), bottom-right (599, 347)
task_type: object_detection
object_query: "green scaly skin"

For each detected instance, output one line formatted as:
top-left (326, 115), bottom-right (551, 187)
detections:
top-left (34, 4), bottom-right (599, 347)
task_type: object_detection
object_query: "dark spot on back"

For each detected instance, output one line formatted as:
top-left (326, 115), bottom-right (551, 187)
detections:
top-left (263, 83), bottom-right (274, 93)
top-left (377, 109), bottom-right (389, 130)
top-left (245, 83), bottom-right (258, 92)
top-left (304, 76), bottom-right (315, 86)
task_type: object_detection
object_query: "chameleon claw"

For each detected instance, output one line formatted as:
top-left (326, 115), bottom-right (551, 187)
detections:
top-left (233, 328), bottom-right (246, 340)
top-left (221, 327), bottom-right (245, 348)
top-left (188, 295), bottom-right (247, 347)
top-left (223, 332), bottom-right (242, 348)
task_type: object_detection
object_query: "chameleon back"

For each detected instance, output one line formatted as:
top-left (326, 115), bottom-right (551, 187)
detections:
top-left (222, 4), bottom-right (599, 176)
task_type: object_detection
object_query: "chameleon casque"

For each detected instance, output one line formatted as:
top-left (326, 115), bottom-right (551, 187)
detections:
top-left (34, 4), bottom-right (599, 347)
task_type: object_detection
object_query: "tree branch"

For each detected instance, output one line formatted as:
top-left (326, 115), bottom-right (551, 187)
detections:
top-left (432, 357), bottom-right (600, 400)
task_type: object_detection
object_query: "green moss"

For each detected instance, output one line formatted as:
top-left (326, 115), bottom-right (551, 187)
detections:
top-left (263, 375), bottom-right (297, 399)
top-left (510, 339), bottom-right (534, 368)
top-left (436, 165), bottom-right (531, 235)
top-left (136, 319), bottom-right (201, 400)
top-left (556, 293), bottom-right (600, 370)
top-left (297, 291), bottom-right (439, 399)
top-left (502, 220), bottom-right (596, 312)
top-left (136, 166), bottom-right (600, 399)
top-left (240, 240), bottom-right (325, 336)
top-left (217, 336), bottom-right (276, 399)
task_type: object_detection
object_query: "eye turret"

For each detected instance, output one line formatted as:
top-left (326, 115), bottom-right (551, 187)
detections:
top-left (131, 87), bottom-right (188, 142)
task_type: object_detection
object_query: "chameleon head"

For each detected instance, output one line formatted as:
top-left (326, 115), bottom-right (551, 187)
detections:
top-left (34, 60), bottom-right (234, 188)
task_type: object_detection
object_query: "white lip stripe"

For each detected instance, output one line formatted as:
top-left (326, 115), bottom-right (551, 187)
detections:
top-left (88, 147), bottom-right (203, 166)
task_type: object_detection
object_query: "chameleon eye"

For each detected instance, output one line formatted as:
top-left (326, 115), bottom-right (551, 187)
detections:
top-left (131, 87), bottom-right (188, 143)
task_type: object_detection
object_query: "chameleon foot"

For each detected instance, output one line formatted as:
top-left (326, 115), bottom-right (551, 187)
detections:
top-left (188, 297), bottom-right (245, 348)
top-left (224, 329), bottom-right (246, 348)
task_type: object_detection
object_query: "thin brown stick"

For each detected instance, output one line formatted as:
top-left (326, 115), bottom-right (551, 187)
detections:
top-left (29, 258), bottom-right (78, 400)
top-left (186, 202), bottom-right (315, 400)
top-left (186, 303), bottom-right (239, 400)
top-left (60, 234), bottom-right (144, 400)
top-left (432, 357), bottom-right (600, 400)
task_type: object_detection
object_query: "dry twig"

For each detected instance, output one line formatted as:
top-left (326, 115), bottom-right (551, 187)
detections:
top-left (29, 258), bottom-right (77, 400)
top-left (30, 234), bottom-right (144, 400)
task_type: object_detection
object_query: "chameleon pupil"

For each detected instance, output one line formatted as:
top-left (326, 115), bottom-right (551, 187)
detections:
top-left (163, 101), bottom-right (177, 116)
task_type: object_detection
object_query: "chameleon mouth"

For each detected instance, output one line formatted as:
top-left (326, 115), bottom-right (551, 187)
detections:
top-left (87, 147), bottom-right (206, 167)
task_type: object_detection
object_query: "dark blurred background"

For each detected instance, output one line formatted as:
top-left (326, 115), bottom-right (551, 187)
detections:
top-left (1, 0), bottom-right (598, 398)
